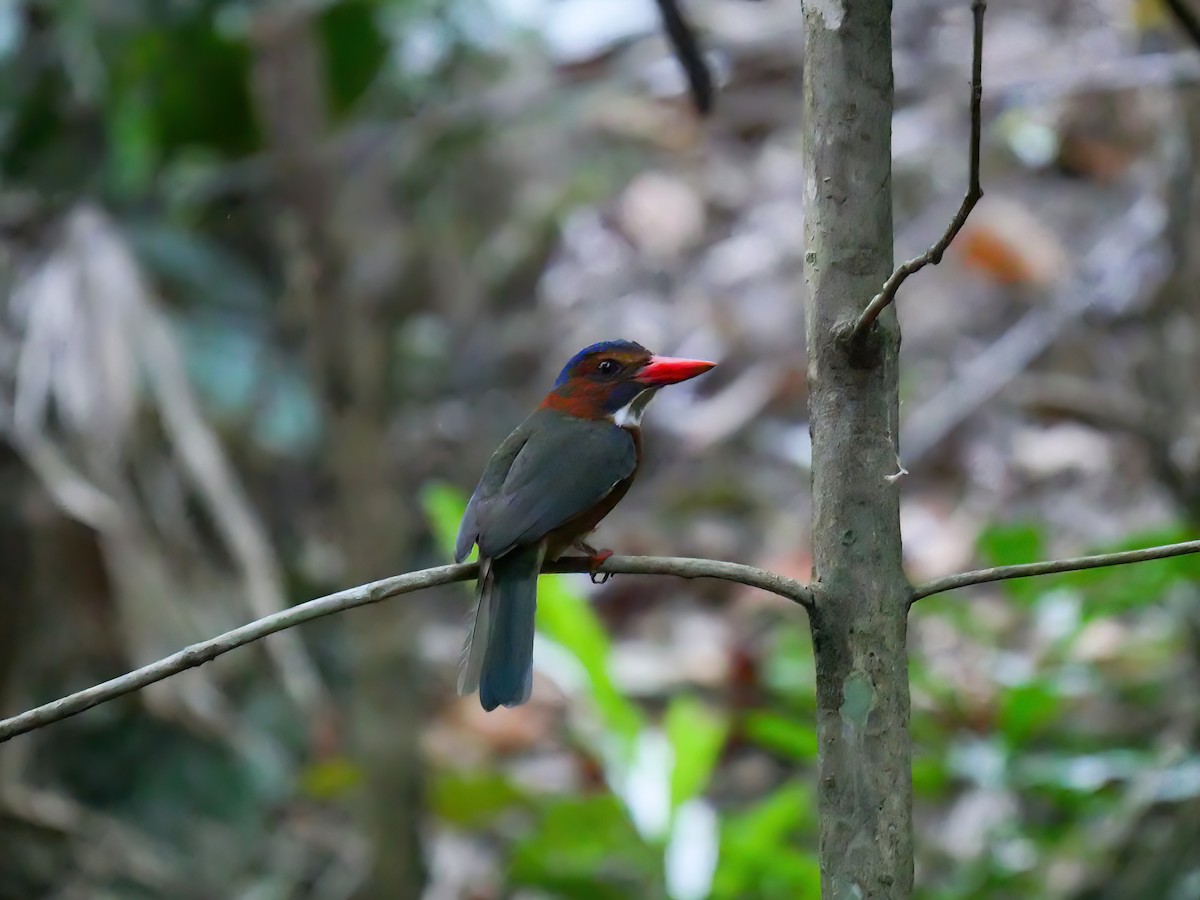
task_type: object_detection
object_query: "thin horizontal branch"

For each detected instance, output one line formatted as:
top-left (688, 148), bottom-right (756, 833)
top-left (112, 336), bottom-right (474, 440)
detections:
top-left (553, 555), bottom-right (813, 608)
top-left (911, 538), bottom-right (1200, 603)
top-left (852, 0), bottom-right (986, 342)
top-left (0, 555), bottom-right (810, 743)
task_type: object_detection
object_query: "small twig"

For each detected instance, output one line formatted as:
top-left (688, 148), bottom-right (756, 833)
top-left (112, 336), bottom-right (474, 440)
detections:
top-left (0, 555), bottom-right (811, 743)
top-left (653, 0), bottom-right (715, 115)
top-left (899, 193), bottom-right (1168, 464)
top-left (852, 0), bottom-right (986, 342)
top-left (911, 538), bottom-right (1200, 603)
top-left (1165, 0), bottom-right (1200, 51)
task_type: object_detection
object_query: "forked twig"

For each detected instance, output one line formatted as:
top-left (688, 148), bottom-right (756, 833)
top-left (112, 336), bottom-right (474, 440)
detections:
top-left (853, 0), bottom-right (986, 341)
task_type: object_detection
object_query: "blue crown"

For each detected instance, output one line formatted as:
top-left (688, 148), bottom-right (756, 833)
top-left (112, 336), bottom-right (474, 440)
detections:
top-left (554, 340), bottom-right (649, 387)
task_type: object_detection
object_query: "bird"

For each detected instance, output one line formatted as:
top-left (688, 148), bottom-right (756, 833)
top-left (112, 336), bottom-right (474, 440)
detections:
top-left (455, 339), bottom-right (716, 711)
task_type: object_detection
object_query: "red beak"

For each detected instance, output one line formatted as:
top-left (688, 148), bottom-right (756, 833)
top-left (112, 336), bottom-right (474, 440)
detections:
top-left (635, 355), bottom-right (717, 387)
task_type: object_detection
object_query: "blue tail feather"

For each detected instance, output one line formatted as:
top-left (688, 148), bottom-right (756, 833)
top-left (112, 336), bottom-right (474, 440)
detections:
top-left (459, 544), bottom-right (543, 711)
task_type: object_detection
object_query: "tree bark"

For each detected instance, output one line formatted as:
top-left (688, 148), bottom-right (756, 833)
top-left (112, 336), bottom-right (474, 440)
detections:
top-left (801, 1), bottom-right (914, 897)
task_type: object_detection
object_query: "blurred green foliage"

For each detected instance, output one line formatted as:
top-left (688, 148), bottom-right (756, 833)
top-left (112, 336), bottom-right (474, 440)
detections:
top-left (409, 490), bottom-right (1200, 899)
top-left (4, 0), bottom-right (1200, 897)
top-left (712, 783), bottom-right (820, 898)
top-left (910, 522), bottom-right (1200, 898)
top-left (423, 483), bottom-right (797, 898)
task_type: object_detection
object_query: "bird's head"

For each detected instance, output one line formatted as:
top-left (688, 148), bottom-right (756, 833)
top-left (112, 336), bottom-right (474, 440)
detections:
top-left (540, 340), bottom-right (716, 426)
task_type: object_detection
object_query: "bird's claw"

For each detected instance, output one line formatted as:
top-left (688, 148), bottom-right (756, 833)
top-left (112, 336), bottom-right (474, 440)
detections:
top-left (572, 539), bottom-right (614, 584)
top-left (588, 548), bottom-right (613, 584)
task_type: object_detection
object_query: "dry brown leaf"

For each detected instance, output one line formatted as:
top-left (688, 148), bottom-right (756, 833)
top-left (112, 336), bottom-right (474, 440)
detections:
top-left (958, 197), bottom-right (1070, 287)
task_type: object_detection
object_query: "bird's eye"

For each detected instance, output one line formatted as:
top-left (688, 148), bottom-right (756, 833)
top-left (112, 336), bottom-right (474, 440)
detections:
top-left (597, 359), bottom-right (620, 376)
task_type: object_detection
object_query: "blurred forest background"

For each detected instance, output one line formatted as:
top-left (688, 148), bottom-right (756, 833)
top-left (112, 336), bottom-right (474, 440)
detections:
top-left (2, 0), bottom-right (1200, 898)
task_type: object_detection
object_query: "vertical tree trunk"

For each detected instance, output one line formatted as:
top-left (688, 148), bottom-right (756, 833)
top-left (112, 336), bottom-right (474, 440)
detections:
top-left (249, 13), bottom-right (426, 899)
top-left (0, 449), bottom-right (33, 786)
top-left (801, 1), bottom-right (914, 897)
top-left (331, 337), bottom-right (428, 900)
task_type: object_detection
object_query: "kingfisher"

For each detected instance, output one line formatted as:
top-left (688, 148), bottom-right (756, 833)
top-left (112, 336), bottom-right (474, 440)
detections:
top-left (455, 340), bottom-right (716, 711)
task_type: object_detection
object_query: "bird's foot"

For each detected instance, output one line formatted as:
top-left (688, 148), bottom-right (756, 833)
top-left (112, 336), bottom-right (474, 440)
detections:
top-left (574, 540), bottom-right (614, 584)
top-left (589, 550), bottom-right (613, 584)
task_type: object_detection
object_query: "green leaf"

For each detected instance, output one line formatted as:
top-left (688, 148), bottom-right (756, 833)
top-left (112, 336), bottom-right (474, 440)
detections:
top-left (998, 681), bottom-right (1062, 746)
top-left (1063, 527), bottom-right (1200, 615)
top-left (977, 523), bottom-right (1045, 603)
top-left (762, 627), bottom-right (817, 703)
top-left (712, 782), bottom-right (819, 899)
top-left (979, 522), bottom-right (1045, 567)
top-left (510, 794), bottom-right (661, 898)
top-left (112, 14), bottom-right (257, 159)
top-left (912, 752), bottom-right (951, 797)
top-left (106, 85), bottom-right (157, 198)
top-left (665, 697), bottom-right (729, 810)
top-left (319, 0), bottom-right (389, 116)
top-left (421, 481), bottom-right (474, 562)
top-left (974, 524), bottom-right (1200, 612)
top-left (299, 758), bottom-right (362, 799)
top-left (432, 771), bottom-right (527, 827)
top-left (537, 574), bottom-right (645, 748)
top-left (743, 710), bottom-right (818, 761)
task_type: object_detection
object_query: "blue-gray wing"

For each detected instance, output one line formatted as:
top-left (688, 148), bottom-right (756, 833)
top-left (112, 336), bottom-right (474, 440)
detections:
top-left (456, 425), bottom-right (530, 562)
top-left (457, 411), bottom-right (635, 561)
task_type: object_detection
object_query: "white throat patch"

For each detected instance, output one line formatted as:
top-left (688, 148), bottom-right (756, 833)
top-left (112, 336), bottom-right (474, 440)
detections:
top-left (611, 389), bottom-right (656, 428)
